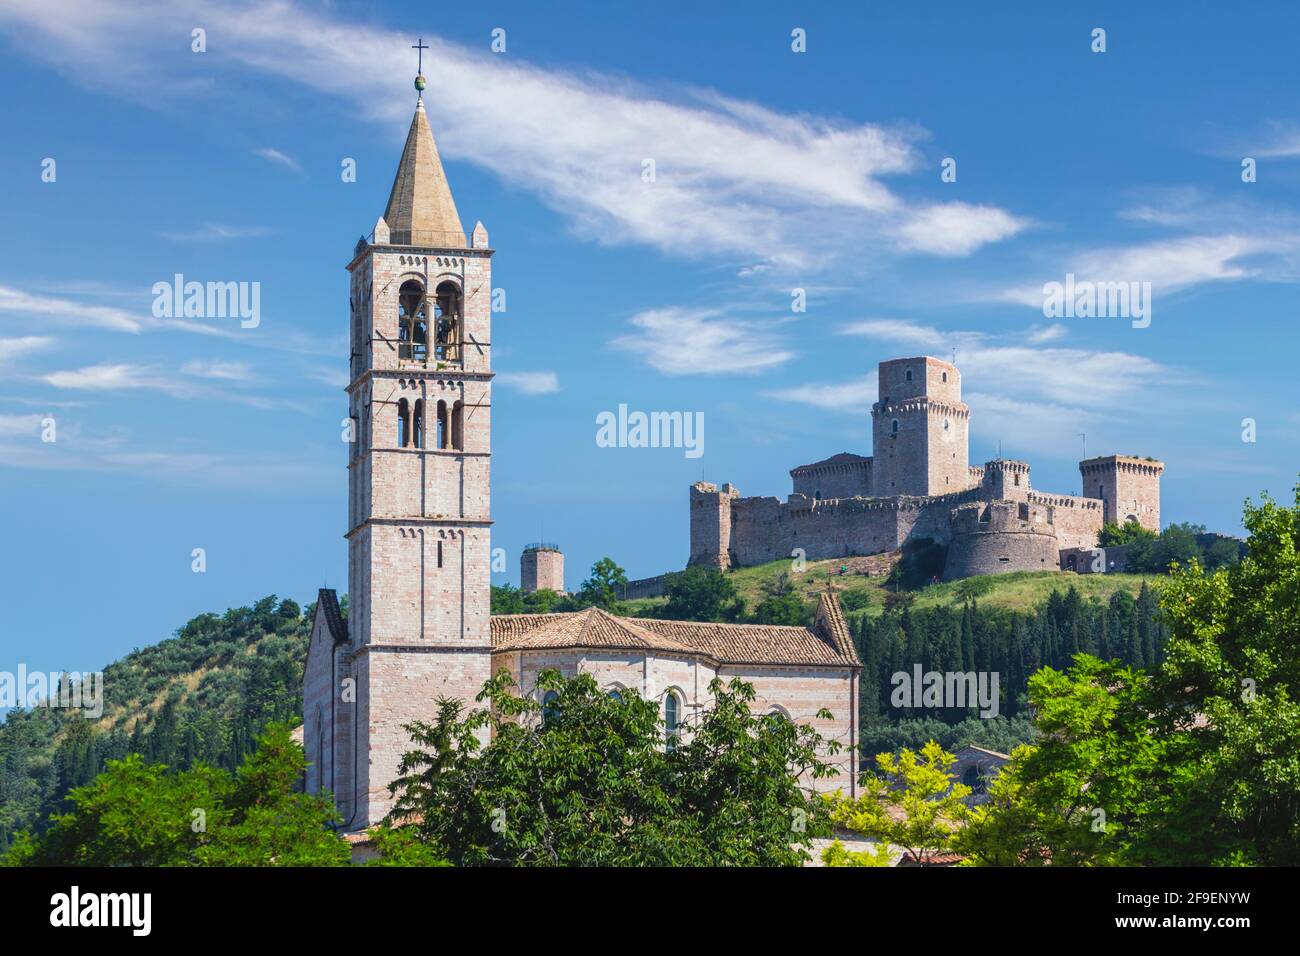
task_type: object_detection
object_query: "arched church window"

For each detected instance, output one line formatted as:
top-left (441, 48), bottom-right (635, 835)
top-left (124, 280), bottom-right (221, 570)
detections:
top-left (412, 399), bottom-right (424, 449)
top-left (397, 280), bottom-right (427, 362)
top-left (452, 400), bottom-right (465, 451)
top-left (664, 692), bottom-right (680, 750)
top-left (436, 400), bottom-right (450, 449)
top-left (397, 398), bottom-right (410, 448)
top-left (433, 280), bottom-right (462, 362)
top-left (542, 690), bottom-right (560, 726)
top-left (905, 368), bottom-right (913, 382)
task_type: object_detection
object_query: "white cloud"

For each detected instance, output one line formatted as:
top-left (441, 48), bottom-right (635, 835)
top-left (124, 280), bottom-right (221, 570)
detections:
top-left (161, 223), bottom-right (273, 242)
top-left (765, 373), bottom-right (878, 413)
top-left (43, 363), bottom-right (182, 393)
top-left (995, 234), bottom-right (1269, 307)
top-left (0, 0), bottom-right (1026, 269)
top-left (0, 413), bottom-right (45, 437)
top-left (255, 147), bottom-right (300, 171)
top-left (0, 336), bottom-right (53, 362)
top-left (610, 307), bottom-right (795, 375)
top-left (181, 360), bottom-right (254, 381)
top-left (896, 202), bottom-right (1029, 257)
top-left (1024, 323), bottom-right (1067, 345)
top-left (496, 371), bottom-right (560, 395)
top-left (0, 282), bottom-right (241, 338)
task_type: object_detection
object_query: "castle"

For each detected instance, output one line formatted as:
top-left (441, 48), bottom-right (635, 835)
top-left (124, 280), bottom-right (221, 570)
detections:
top-left (689, 356), bottom-right (1164, 581)
top-left (303, 72), bottom-right (861, 836)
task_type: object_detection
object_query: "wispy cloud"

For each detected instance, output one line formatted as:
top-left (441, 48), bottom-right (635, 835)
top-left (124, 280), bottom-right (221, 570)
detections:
top-left (180, 359), bottom-right (255, 382)
top-left (0, 336), bottom-right (53, 362)
top-left (610, 307), bottom-right (795, 375)
top-left (0, 0), bottom-right (1026, 271)
top-left (0, 282), bottom-right (241, 338)
top-left (496, 371), bottom-right (560, 395)
top-left (161, 222), bottom-right (274, 242)
top-left (254, 147), bottom-right (300, 172)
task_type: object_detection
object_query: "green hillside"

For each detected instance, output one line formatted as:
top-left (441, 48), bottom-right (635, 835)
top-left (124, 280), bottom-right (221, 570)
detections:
top-left (0, 596), bottom-right (311, 851)
top-left (623, 558), bottom-right (1161, 619)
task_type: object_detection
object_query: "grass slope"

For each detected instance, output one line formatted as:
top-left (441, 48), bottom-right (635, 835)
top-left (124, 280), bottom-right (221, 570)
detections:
top-left (624, 558), bottom-right (1160, 618)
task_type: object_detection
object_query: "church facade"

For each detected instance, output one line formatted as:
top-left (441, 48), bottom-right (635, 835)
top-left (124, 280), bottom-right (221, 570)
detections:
top-left (303, 80), bottom-right (860, 834)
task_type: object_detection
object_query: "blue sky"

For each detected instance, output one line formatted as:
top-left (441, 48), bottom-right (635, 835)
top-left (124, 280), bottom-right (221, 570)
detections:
top-left (2, 0), bottom-right (1299, 681)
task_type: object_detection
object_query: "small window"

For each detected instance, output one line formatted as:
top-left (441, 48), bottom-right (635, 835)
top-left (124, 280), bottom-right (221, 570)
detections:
top-left (437, 539), bottom-right (443, 569)
top-left (891, 419), bottom-right (900, 435)
top-left (608, 689), bottom-right (623, 703)
top-left (397, 398), bottom-right (410, 448)
top-left (944, 419), bottom-right (950, 431)
top-left (962, 765), bottom-right (985, 794)
top-left (412, 399), bottom-right (424, 449)
top-left (664, 692), bottom-right (680, 750)
top-left (1014, 473), bottom-right (1020, 487)
top-left (905, 368), bottom-right (913, 382)
top-left (542, 690), bottom-right (559, 726)
top-left (942, 371), bottom-right (948, 383)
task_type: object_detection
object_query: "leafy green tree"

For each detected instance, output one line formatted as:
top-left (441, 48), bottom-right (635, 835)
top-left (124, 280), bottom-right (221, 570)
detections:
top-left (575, 557), bottom-right (629, 611)
top-left (5, 723), bottom-right (350, 867)
top-left (823, 741), bottom-right (971, 866)
top-left (661, 565), bottom-right (744, 622)
top-left (751, 573), bottom-right (810, 625)
top-left (1098, 519), bottom-right (1156, 547)
top-left (386, 670), bottom-right (835, 866)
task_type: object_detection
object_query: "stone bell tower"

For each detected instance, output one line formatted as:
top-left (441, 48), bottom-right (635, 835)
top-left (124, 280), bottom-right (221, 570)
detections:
top-left (309, 66), bottom-right (494, 831)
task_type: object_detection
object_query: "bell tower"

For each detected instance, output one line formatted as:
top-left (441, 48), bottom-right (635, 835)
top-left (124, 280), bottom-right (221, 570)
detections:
top-left (317, 63), bottom-right (494, 831)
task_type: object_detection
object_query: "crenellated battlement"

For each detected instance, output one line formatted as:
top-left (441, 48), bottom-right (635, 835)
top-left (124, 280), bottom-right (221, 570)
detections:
top-left (685, 355), bottom-right (1162, 576)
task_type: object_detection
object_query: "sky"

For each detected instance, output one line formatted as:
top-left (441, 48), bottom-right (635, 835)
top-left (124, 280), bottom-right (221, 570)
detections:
top-left (1, 0), bottom-right (1299, 682)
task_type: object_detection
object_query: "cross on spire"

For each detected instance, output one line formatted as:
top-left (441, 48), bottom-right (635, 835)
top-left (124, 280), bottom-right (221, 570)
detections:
top-left (412, 37), bottom-right (429, 74)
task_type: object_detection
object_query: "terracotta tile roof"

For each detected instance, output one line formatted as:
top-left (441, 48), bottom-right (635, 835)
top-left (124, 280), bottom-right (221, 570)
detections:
top-left (491, 594), bottom-right (861, 668)
top-left (492, 607), bottom-right (702, 658)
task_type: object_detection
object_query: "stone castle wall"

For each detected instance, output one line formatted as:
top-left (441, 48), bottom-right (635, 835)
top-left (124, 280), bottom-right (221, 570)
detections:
top-left (942, 501), bottom-right (1062, 581)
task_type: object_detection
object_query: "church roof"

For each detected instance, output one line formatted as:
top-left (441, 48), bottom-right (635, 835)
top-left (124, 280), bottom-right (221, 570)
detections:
top-left (490, 593), bottom-right (860, 668)
top-left (316, 588), bottom-right (348, 644)
top-left (381, 98), bottom-right (466, 247)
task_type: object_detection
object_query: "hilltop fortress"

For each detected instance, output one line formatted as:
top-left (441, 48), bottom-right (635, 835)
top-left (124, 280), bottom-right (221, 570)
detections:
top-left (688, 356), bottom-right (1164, 581)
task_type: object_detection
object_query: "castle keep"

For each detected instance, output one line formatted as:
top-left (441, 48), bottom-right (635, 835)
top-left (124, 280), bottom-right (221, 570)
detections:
top-left (690, 356), bottom-right (1163, 581)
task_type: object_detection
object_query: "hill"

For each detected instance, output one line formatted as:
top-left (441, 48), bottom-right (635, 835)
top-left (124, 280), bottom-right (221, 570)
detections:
top-left (0, 596), bottom-right (311, 850)
top-left (622, 557), bottom-right (1162, 620)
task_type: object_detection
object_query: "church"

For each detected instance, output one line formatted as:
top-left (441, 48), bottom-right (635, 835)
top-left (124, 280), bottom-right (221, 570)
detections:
top-left (302, 70), bottom-right (861, 835)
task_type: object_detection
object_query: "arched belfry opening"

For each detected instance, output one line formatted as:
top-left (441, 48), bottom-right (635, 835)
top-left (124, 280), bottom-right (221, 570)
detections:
top-left (397, 280), bottom-right (428, 362)
top-left (433, 280), bottom-right (462, 362)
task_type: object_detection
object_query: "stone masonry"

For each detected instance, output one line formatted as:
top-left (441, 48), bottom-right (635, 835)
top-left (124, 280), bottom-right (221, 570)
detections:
top-left (686, 356), bottom-right (1163, 580)
top-left (520, 543), bottom-right (565, 594)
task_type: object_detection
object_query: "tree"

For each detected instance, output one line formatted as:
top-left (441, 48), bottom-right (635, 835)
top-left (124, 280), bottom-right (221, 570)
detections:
top-left (575, 557), bottom-right (628, 611)
top-left (751, 573), bottom-right (810, 626)
top-left (5, 723), bottom-right (351, 867)
top-left (822, 741), bottom-right (971, 866)
top-left (386, 670), bottom-right (836, 866)
top-left (1098, 519), bottom-right (1156, 547)
top-left (661, 565), bottom-right (744, 622)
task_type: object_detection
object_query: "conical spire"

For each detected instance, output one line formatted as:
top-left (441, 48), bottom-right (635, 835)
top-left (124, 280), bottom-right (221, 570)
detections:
top-left (382, 98), bottom-right (466, 247)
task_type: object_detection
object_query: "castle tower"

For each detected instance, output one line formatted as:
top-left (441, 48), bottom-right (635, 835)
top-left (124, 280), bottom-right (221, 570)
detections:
top-left (1079, 455), bottom-right (1164, 532)
top-left (688, 481), bottom-right (738, 568)
top-left (310, 74), bottom-right (494, 831)
top-left (982, 459), bottom-right (1031, 501)
top-left (870, 357), bottom-right (969, 496)
top-left (521, 543), bottom-right (565, 594)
